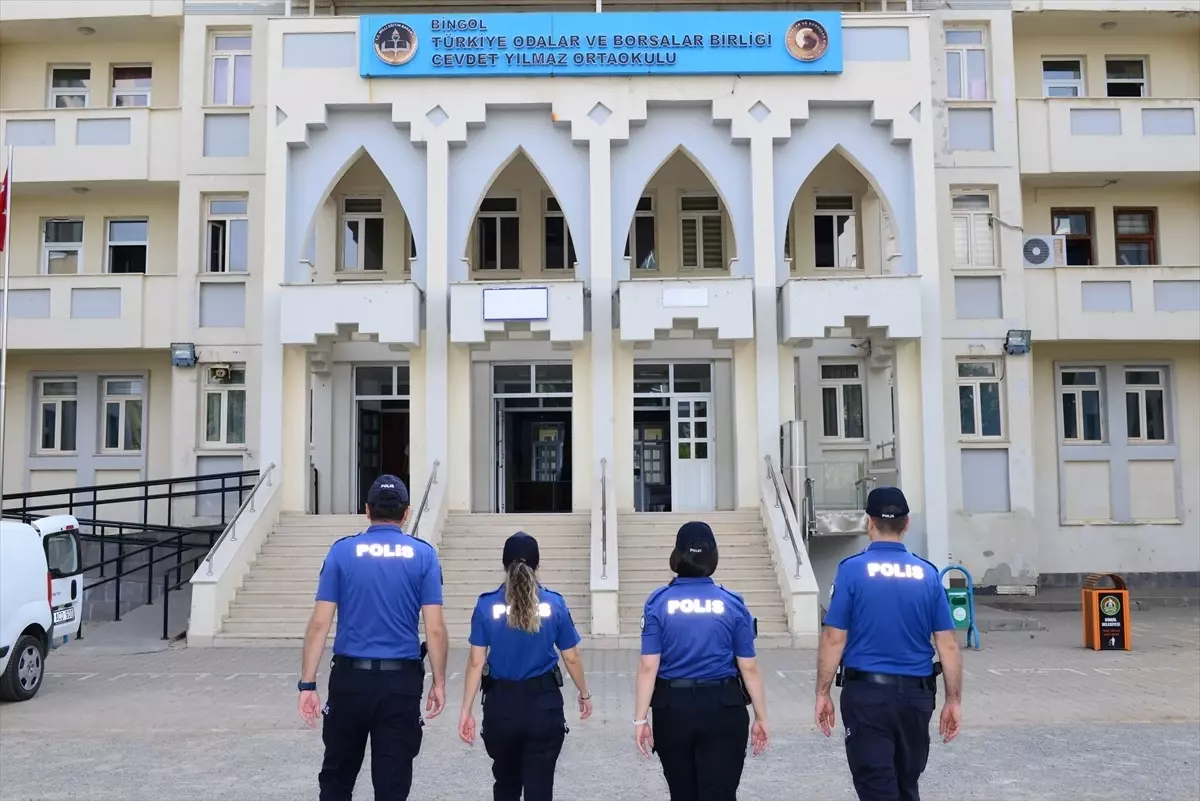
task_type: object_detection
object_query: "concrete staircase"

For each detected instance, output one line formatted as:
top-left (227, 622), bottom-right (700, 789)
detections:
top-left (213, 512), bottom-right (591, 645)
top-left (616, 511), bottom-right (791, 642)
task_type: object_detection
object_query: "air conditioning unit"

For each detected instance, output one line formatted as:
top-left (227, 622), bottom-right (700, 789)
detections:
top-left (1022, 235), bottom-right (1067, 268)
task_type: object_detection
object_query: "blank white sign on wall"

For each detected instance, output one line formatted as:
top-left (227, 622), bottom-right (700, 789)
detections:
top-left (482, 286), bottom-right (549, 321)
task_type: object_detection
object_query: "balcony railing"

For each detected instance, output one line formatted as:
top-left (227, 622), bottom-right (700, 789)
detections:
top-left (0, 107), bottom-right (181, 184)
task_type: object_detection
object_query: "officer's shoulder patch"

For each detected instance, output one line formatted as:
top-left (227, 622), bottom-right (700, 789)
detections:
top-left (639, 615), bottom-right (645, 631)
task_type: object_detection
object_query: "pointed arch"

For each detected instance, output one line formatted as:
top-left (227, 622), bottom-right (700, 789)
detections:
top-left (773, 107), bottom-right (915, 281)
top-left (286, 110), bottom-right (427, 285)
top-left (611, 105), bottom-right (753, 281)
top-left (447, 109), bottom-right (589, 283)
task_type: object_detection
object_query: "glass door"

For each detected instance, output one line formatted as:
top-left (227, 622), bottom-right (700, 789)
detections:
top-left (671, 395), bottom-right (715, 512)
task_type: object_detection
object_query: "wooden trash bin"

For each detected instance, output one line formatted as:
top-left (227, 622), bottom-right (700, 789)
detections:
top-left (1082, 573), bottom-right (1131, 651)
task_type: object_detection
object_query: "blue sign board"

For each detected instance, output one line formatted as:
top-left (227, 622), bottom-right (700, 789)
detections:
top-left (358, 11), bottom-right (843, 78)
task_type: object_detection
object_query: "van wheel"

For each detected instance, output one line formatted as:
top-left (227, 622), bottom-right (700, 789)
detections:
top-left (0, 635), bottom-right (46, 702)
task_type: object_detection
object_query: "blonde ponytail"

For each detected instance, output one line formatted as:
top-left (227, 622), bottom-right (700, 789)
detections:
top-left (504, 561), bottom-right (541, 634)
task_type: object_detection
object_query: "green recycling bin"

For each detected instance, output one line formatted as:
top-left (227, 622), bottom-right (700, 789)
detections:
top-left (946, 587), bottom-right (971, 630)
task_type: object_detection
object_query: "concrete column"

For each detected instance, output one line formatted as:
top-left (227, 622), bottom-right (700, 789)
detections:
top-left (588, 131), bottom-right (619, 635)
top-left (894, 340), bottom-right (925, 553)
top-left (422, 136), bottom-right (451, 484)
top-left (749, 134), bottom-right (780, 478)
top-left (257, 85), bottom-right (288, 497)
top-left (280, 346), bottom-right (309, 512)
top-left (311, 371), bottom-right (332, 514)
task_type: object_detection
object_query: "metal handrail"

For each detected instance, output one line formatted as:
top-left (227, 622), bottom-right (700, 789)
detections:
top-left (599, 458), bottom-right (608, 580)
top-left (765, 456), bottom-right (803, 579)
top-left (409, 460), bottom-right (440, 540)
top-left (204, 463), bottom-right (275, 576)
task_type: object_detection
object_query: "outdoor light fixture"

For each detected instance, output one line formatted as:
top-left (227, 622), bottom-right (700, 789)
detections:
top-left (171, 342), bottom-right (198, 368)
top-left (1004, 329), bottom-right (1031, 356)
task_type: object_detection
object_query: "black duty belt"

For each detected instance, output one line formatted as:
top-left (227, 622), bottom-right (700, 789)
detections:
top-left (657, 676), bottom-right (739, 690)
top-left (843, 668), bottom-right (936, 692)
top-left (487, 670), bottom-right (560, 694)
top-left (333, 657), bottom-right (423, 672)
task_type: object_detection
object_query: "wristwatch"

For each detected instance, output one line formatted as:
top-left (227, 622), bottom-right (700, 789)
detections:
top-left (298, 681), bottom-right (317, 692)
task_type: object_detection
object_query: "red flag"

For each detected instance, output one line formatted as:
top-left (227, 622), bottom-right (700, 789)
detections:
top-left (0, 166), bottom-right (8, 251)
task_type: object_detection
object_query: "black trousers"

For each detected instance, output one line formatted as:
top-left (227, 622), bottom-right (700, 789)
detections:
top-left (839, 680), bottom-right (936, 801)
top-left (651, 684), bottom-right (750, 801)
top-left (481, 683), bottom-right (567, 801)
top-left (319, 660), bottom-right (425, 801)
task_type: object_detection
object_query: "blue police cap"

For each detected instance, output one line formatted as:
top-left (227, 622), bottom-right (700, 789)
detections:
top-left (366, 474), bottom-right (409, 506)
top-left (502, 531), bottom-right (540, 570)
top-left (675, 521), bottom-right (717, 553)
top-left (866, 486), bottom-right (909, 519)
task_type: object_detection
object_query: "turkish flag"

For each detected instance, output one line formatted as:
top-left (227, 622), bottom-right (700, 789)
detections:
top-left (0, 167), bottom-right (9, 251)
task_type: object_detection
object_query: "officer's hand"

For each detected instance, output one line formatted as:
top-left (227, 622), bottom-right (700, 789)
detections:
top-left (815, 694), bottom-right (836, 737)
top-left (635, 722), bottom-right (654, 758)
top-left (578, 694), bottom-right (593, 721)
top-left (458, 710), bottom-right (476, 745)
top-left (299, 690), bottom-right (321, 729)
top-left (750, 719), bottom-right (770, 755)
top-left (425, 683), bottom-right (446, 719)
top-left (939, 700), bottom-right (962, 744)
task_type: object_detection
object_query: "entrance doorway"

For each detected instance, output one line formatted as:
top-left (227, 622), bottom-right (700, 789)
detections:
top-left (354, 365), bottom-right (410, 513)
top-left (633, 362), bottom-right (715, 512)
top-left (493, 363), bottom-right (573, 513)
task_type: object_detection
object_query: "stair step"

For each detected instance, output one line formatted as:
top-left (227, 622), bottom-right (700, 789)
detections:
top-left (218, 619), bottom-right (593, 637)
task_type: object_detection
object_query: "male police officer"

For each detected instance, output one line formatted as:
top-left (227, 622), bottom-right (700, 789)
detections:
top-left (814, 487), bottom-right (962, 801)
top-left (298, 475), bottom-right (449, 801)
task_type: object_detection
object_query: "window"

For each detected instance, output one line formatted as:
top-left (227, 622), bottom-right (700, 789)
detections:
top-left (1060, 369), bottom-right (1103, 442)
top-left (210, 33), bottom-right (252, 106)
top-left (111, 65), bottom-right (152, 107)
top-left (951, 193), bottom-right (995, 268)
top-left (784, 217), bottom-right (792, 261)
top-left (203, 364), bottom-right (246, 446)
top-left (48, 66), bottom-right (90, 108)
top-left (1114, 208), bottom-right (1157, 266)
top-left (543, 197), bottom-right (577, 270)
top-left (944, 29), bottom-right (988, 100)
top-left (101, 378), bottom-right (144, 452)
top-left (106, 219), bottom-right (148, 274)
top-left (1105, 58), bottom-right (1146, 98)
top-left (1051, 208), bottom-right (1095, 266)
top-left (813, 196), bottom-right (857, 269)
top-left (475, 197), bottom-right (519, 271)
top-left (38, 379), bottom-right (78, 453)
top-left (1125, 369), bottom-right (1167, 443)
top-left (679, 195), bottom-right (723, 270)
top-left (339, 198), bottom-right (384, 271)
top-left (40, 219), bottom-right (83, 275)
top-left (206, 197), bottom-right (249, 273)
top-left (957, 361), bottom-right (1003, 438)
top-left (1042, 59), bottom-right (1085, 97)
top-left (819, 363), bottom-right (865, 440)
top-left (624, 196), bottom-right (657, 271)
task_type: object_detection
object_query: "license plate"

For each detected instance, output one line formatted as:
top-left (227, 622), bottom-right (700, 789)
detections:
top-left (53, 607), bottom-right (76, 625)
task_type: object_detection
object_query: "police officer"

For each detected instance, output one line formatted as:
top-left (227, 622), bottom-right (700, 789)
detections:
top-left (633, 521), bottom-right (770, 801)
top-left (297, 474), bottom-right (449, 801)
top-left (457, 532), bottom-right (592, 801)
top-left (814, 486), bottom-right (963, 801)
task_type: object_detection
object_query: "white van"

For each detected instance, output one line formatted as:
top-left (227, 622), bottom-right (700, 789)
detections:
top-left (0, 515), bottom-right (84, 702)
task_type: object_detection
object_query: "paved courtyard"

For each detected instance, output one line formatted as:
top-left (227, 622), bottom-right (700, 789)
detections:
top-left (1, 609), bottom-right (1198, 800)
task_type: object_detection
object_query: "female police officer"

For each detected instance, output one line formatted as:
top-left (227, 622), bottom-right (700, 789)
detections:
top-left (458, 531), bottom-right (592, 801)
top-left (633, 521), bottom-right (770, 801)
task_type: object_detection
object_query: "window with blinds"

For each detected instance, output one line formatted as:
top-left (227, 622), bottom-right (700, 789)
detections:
top-left (679, 195), bottom-right (724, 270)
top-left (951, 192), bottom-right (996, 268)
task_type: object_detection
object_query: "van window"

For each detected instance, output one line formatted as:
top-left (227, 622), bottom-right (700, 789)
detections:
top-left (44, 531), bottom-right (80, 577)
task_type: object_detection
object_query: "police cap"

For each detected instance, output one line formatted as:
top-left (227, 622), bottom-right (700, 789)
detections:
top-left (675, 520), bottom-right (717, 553)
top-left (366, 474), bottom-right (410, 506)
top-left (865, 486), bottom-right (909, 519)
top-left (502, 531), bottom-right (540, 570)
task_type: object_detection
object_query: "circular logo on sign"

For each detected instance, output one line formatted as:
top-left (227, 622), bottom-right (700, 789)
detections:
top-left (785, 19), bottom-right (830, 63)
top-left (952, 606), bottom-right (968, 622)
top-left (1100, 595), bottom-right (1121, 616)
top-left (374, 22), bottom-right (418, 66)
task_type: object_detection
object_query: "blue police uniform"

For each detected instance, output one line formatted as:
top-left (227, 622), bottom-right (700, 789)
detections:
top-left (641, 522), bottom-right (757, 801)
top-left (823, 487), bottom-right (955, 801)
top-left (469, 532), bottom-right (582, 801)
top-left (313, 475), bottom-right (442, 801)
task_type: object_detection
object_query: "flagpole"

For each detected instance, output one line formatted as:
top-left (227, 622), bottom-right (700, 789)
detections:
top-left (0, 145), bottom-right (13, 510)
